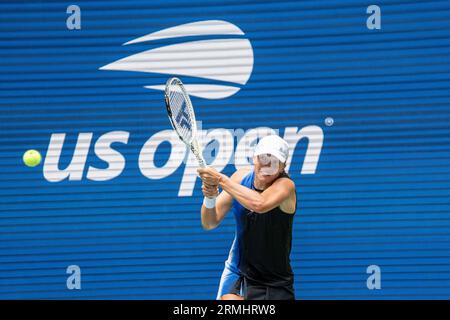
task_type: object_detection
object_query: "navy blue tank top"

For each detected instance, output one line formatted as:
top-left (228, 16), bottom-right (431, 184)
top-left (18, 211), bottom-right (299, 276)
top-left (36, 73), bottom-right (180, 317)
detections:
top-left (238, 170), bottom-right (296, 287)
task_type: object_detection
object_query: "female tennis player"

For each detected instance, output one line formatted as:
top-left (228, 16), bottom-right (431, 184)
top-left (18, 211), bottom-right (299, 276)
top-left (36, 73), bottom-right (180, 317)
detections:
top-left (198, 135), bottom-right (297, 300)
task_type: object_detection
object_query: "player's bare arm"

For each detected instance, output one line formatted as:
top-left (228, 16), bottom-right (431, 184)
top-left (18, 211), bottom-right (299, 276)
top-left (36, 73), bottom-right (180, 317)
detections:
top-left (198, 167), bottom-right (295, 214)
top-left (200, 168), bottom-right (251, 230)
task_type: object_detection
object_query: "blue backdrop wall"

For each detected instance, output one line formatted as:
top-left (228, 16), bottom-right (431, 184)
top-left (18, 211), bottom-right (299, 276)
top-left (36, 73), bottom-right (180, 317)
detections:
top-left (1, 0), bottom-right (450, 299)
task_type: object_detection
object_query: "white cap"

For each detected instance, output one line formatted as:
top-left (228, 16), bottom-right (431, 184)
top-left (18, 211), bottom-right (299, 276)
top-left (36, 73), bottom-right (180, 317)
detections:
top-left (254, 135), bottom-right (289, 163)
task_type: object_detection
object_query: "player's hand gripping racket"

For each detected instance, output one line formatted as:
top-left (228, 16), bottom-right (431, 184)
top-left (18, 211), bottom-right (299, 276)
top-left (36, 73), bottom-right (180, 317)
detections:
top-left (164, 77), bottom-right (216, 202)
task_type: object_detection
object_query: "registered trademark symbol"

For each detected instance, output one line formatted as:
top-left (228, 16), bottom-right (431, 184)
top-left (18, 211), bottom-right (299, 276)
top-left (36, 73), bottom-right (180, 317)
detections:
top-left (325, 117), bottom-right (334, 126)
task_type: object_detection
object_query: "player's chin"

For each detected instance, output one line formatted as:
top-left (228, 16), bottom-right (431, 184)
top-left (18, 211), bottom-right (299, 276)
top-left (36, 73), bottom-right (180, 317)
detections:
top-left (258, 171), bottom-right (277, 181)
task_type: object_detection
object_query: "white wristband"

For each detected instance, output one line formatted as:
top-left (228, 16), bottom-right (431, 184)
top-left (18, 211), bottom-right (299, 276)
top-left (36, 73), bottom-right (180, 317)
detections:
top-left (203, 196), bottom-right (216, 209)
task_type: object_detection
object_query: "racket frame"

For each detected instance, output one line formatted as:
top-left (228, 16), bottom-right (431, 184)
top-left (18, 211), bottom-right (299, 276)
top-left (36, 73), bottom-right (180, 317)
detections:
top-left (164, 77), bottom-right (206, 168)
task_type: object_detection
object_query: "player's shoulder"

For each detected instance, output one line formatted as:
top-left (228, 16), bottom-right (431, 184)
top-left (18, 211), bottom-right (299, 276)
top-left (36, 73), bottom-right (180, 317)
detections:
top-left (230, 167), bottom-right (252, 183)
top-left (274, 174), bottom-right (296, 190)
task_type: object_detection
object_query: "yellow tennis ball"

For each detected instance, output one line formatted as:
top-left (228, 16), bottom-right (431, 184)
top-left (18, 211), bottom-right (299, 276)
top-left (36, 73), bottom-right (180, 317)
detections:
top-left (23, 149), bottom-right (42, 167)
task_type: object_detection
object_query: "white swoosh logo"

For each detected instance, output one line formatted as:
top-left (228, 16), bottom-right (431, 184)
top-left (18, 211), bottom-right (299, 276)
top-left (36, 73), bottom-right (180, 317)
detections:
top-left (124, 19), bottom-right (245, 44)
top-left (99, 20), bottom-right (254, 99)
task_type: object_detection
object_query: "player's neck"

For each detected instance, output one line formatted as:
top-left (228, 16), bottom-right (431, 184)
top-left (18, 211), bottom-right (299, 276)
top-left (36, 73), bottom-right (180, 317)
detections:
top-left (253, 171), bottom-right (284, 191)
top-left (253, 177), bottom-right (272, 191)
top-left (253, 180), bottom-right (265, 192)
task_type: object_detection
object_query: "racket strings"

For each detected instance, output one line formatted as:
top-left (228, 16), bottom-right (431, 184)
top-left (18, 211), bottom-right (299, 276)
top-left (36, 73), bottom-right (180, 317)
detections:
top-left (168, 86), bottom-right (193, 142)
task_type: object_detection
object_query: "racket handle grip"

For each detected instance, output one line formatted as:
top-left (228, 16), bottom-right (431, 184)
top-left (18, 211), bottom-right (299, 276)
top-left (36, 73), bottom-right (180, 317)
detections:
top-left (203, 196), bottom-right (217, 209)
top-left (198, 159), bottom-right (207, 168)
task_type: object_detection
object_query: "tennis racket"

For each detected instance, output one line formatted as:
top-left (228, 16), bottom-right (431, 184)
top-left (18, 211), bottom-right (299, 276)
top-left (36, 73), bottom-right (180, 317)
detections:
top-left (165, 77), bottom-right (207, 168)
top-left (164, 78), bottom-right (221, 205)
